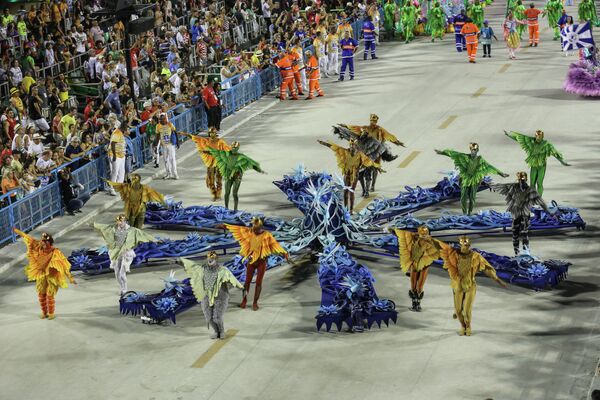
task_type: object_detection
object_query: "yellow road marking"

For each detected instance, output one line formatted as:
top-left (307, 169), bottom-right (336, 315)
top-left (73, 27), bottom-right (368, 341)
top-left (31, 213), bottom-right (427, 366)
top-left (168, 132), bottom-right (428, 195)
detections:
top-left (472, 87), bottom-right (486, 98)
top-left (498, 64), bottom-right (511, 73)
top-left (398, 151), bottom-right (421, 168)
top-left (191, 329), bottom-right (239, 368)
top-left (438, 115), bottom-right (457, 129)
top-left (354, 194), bottom-right (376, 213)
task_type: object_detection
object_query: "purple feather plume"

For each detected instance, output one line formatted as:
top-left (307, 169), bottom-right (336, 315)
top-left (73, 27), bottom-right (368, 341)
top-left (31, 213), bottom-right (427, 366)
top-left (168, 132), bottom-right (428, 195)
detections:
top-left (563, 61), bottom-right (600, 97)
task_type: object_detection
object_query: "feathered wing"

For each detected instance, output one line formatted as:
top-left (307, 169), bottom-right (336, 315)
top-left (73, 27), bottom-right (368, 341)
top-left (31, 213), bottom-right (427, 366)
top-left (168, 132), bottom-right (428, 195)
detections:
top-left (360, 153), bottom-right (379, 168)
top-left (220, 267), bottom-right (244, 290)
top-left (438, 242), bottom-right (459, 284)
top-left (378, 126), bottom-right (400, 143)
top-left (14, 228), bottom-right (41, 260)
top-left (472, 252), bottom-right (500, 280)
top-left (46, 249), bottom-right (72, 290)
top-left (395, 229), bottom-right (415, 273)
top-left (235, 153), bottom-right (262, 174)
top-left (129, 227), bottom-right (157, 246)
top-left (470, 157), bottom-right (504, 184)
top-left (206, 148), bottom-right (232, 178)
top-left (106, 181), bottom-right (129, 203)
top-left (259, 231), bottom-right (287, 259)
top-left (509, 131), bottom-right (536, 155)
top-left (142, 185), bottom-right (165, 204)
top-left (181, 258), bottom-right (205, 302)
top-left (440, 150), bottom-right (471, 177)
top-left (191, 136), bottom-right (231, 168)
top-left (491, 183), bottom-right (513, 197)
top-left (358, 135), bottom-right (388, 160)
top-left (93, 223), bottom-right (115, 245)
top-left (225, 224), bottom-right (254, 258)
top-left (329, 143), bottom-right (349, 173)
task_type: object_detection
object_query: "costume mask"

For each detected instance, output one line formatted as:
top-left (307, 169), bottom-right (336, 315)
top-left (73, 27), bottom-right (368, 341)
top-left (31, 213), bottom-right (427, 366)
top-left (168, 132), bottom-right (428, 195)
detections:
top-left (469, 142), bottom-right (479, 157)
top-left (417, 225), bottom-right (430, 239)
top-left (459, 236), bottom-right (471, 253)
top-left (535, 130), bottom-right (544, 142)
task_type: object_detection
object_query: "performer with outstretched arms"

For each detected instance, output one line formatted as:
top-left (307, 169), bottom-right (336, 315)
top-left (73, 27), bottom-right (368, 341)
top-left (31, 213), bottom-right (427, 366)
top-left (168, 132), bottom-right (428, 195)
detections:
top-left (104, 173), bottom-right (164, 228)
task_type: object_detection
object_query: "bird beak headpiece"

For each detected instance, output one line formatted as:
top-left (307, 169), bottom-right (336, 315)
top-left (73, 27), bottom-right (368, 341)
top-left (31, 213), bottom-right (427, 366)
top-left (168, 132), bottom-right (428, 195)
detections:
top-left (130, 173), bottom-right (141, 183)
top-left (207, 251), bottom-right (218, 260)
top-left (417, 225), bottom-right (430, 237)
top-left (469, 142), bottom-right (479, 151)
top-left (231, 141), bottom-right (240, 149)
top-left (369, 114), bottom-right (379, 123)
top-left (208, 127), bottom-right (218, 138)
top-left (535, 130), bottom-right (544, 140)
top-left (116, 214), bottom-right (127, 223)
top-left (517, 171), bottom-right (528, 181)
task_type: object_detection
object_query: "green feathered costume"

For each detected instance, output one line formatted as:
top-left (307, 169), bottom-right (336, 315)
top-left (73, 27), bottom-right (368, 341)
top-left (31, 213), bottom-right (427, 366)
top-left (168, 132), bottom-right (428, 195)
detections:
top-left (468, 0), bottom-right (485, 29)
top-left (206, 147), bottom-right (264, 211)
top-left (429, 3), bottom-right (446, 41)
top-left (578, 0), bottom-right (598, 26)
top-left (545, 0), bottom-right (563, 40)
top-left (401, 1), bottom-right (417, 43)
top-left (437, 149), bottom-right (506, 215)
top-left (513, 1), bottom-right (526, 38)
top-left (384, 1), bottom-right (398, 39)
top-left (505, 131), bottom-right (569, 196)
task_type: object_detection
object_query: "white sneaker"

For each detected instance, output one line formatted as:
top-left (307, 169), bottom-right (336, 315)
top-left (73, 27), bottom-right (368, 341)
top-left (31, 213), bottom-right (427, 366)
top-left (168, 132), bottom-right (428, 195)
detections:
top-left (163, 175), bottom-right (171, 180)
top-left (172, 175), bottom-right (179, 180)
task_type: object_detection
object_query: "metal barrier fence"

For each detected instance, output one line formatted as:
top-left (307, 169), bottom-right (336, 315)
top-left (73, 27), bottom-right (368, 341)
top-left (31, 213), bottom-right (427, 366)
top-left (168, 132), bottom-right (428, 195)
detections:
top-left (0, 65), bottom-right (280, 247)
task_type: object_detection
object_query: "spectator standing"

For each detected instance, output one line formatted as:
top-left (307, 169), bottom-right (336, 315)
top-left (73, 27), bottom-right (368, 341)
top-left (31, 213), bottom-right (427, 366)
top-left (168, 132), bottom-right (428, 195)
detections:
top-left (107, 119), bottom-right (126, 196)
top-left (104, 84), bottom-right (122, 116)
top-left (28, 86), bottom-right (50, 134)
top-left (28, 133), bottom-right (45, 157)
top-left (202, 79), bottom-right (221, 130)
top-left (59, 108), bottom-right (77, 145)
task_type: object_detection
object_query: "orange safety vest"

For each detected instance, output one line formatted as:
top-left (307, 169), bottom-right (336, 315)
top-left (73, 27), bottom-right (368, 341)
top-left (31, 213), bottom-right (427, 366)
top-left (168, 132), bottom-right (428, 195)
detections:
top-left (461, 23), bottom-right (480, 44)
top-left (276, 56), bottom-right (294, 79)
top-left (523, 8), bottom-right (541, 26)
top-left (288, 51), bottom-right (301, 73)
top-left (305, 56), bottom-right (320, 80)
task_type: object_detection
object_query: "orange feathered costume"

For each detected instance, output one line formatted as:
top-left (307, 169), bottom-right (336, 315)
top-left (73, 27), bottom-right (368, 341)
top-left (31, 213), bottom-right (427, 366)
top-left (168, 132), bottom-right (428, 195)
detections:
top-left (189, 134), bottom-right (231, 200)
top-left (225, 224), bottom-right (287, 310)
top-left (14, 228), bottom-right (74, 319)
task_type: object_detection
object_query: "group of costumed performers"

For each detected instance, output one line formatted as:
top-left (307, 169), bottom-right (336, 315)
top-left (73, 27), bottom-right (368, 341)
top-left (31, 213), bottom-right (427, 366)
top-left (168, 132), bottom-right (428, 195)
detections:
top-left (332, 114), bottom-right (404, 198)
top-left (387, 227), bottom-right (506, 335)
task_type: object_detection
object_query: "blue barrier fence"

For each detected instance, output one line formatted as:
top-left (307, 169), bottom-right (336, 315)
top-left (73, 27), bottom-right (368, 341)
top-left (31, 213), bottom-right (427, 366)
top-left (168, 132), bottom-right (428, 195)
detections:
top-left (0, 65), bottom-right (282, 248)
top-left (0, 15), bottom-right (374, 247)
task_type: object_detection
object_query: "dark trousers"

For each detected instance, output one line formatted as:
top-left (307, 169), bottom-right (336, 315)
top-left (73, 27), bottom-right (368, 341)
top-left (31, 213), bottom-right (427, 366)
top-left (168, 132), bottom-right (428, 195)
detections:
top-left (66, 193), bottom-right (90, 212)
top-left (340, 57), bottom-right (354, 78)
top-left (207, 105), bottom-right (222, 130)
top-left (483, 44), bottom-right (491, 56)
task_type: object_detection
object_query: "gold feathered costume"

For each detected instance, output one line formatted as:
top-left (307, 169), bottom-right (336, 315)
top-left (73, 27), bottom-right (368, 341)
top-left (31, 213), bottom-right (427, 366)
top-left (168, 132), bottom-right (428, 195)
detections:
top-left (105, 178), bottom-right (164, 228)
top-left (394, 228), bottom-right (442, 311)
top-left (189, 134), bottom-right (231, 200)
top-left (225, 222), bottom-right (288, 310)
top-left (343, 122), bottom-right (401, 144)
top-left (14, 228), bottom-right (74, 319)
top-left (439, 240), bottom-right (503, 336)
top-left (328, 143), bottom-right (379, 182)
top-left (225, 224), bottom-right (287, 262)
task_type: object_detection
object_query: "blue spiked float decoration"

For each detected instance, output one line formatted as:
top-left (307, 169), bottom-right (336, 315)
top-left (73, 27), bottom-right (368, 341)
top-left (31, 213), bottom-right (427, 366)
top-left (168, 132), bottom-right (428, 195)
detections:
top-left (317, 236), bottom-right (396, 332)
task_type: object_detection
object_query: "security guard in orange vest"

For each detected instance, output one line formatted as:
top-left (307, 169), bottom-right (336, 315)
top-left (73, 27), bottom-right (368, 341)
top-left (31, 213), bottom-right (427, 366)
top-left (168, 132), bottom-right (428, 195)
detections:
top-left (460, 17), bottom-right (480, 63)
top-left (304, 49), bottom-right (324, 100)
top-left (275, 51), bottom-right (298, 100)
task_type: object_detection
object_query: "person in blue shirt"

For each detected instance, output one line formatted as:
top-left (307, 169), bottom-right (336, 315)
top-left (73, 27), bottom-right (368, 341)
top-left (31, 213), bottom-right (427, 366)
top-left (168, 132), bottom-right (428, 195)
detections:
top-left (452, 9), bottom-right (467, 52)
top-left (480, 20), bottom-right (498, 57)
top-left (191, 21), bottom-right (203, 43)
top-left (339, 31), bottom-right (358, 81)
top-left (362, 16), bottom-right (378, 60)
top-left (104, 85), bottom-right (122, 116)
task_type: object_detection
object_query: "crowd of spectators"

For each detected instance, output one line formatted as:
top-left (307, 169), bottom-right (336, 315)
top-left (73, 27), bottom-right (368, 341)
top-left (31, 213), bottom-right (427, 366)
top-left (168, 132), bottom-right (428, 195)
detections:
top-left (0, 0), bottom-right (377, 212)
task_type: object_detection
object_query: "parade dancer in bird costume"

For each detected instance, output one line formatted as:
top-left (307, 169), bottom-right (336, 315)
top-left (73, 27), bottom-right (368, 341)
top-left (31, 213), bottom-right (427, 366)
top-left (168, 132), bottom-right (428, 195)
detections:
top-left (186, 128), bottom-right (231, 201)
top-left (492, 171), bottom-right (555, 255)
top-left (390, 226), bottom-right (443, 312)
top-left (318, 139), bottom-right (381, 213)
top-left (435, 143), bottom-right (509, 215)
top-left (93, 214), bottom-right (157, 295)
top-left (205, 141), bottom-right (266, 211)
top-left (439, 236), bottom-right (507, 336)
top-left (104, 173), bottom-right (164, 229)
top-left (333, 114), bottom-right (405, 196)
top-left (504, 130), bottom-right (569, 196)
top-left (544, 0), bottom-right (563, 40)
top-left (14, 228), bottom-right (76, 319)
top-left (226, 217), bottom-right (291, 310)
top-left (429, 2), bottom-right (447, 41)
top-left (179, 252), bottom-right (243, 339)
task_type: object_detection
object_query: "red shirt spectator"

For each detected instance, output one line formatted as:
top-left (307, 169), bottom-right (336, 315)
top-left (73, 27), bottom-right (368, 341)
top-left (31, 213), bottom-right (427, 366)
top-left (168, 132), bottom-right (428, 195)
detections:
top-left (202, 85), bottom-right (219, 108)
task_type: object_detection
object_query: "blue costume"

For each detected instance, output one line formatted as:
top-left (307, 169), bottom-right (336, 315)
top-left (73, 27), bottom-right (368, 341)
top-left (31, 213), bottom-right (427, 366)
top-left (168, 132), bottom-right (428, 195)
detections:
top-left (362, 20), bottom-right (377, 59)
top-left (451, 13), bottom-right (467, 52)
top-left (339, 37), bottom-right (359, 80)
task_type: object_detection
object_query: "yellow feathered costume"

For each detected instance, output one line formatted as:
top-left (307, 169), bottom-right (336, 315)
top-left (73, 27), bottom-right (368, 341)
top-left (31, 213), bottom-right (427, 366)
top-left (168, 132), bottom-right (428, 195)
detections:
top-left (327, 143), bottom-right (379, 181)
top-left (439, 243), bottom-right (499, 291)
top-left (189, 135), bottom-right (231, 168)
top-left (394, 229), bottom-right (441, 273)
top-left (225, 224), bottom-right (287, 262)
top-left (105, 180), bottom-right (164, 228)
